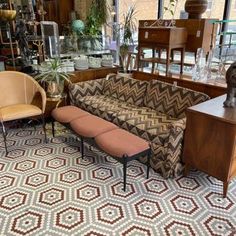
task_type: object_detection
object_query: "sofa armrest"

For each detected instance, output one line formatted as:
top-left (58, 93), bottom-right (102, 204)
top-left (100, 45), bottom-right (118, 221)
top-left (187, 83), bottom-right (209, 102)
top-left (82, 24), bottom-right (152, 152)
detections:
top-left (68, 78), bottom-right (105, 105)
top-left (162, 118), bottom-right (186, 178)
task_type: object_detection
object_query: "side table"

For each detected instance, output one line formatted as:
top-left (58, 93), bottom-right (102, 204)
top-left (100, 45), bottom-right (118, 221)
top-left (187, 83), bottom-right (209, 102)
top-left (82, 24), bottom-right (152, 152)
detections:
top-left (183, 95), bottom-right (236, 198)
top-left (45, 93), bottom-right (67, 118)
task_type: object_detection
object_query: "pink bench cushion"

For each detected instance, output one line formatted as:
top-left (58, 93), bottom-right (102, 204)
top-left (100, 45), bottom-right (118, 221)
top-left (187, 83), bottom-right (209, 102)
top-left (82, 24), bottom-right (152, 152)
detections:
top-left (52, 106), bottom-right (90, 123)
top-left (70, 115), bottom-right (118, 138)
top-left (95, 129), bottom-right (149, 158)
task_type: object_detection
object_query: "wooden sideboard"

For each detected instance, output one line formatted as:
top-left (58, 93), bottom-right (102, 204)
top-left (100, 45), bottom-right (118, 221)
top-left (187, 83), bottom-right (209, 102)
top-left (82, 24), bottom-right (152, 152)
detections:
top-left (183, 95), bottom-right (236, 198)
top-left (137, 27), bottom-right (187, 75)
top-left (139, 19), bottom-right (218, 55)
top-left (132, 71), bottom-right (226, 98)
top-left (70, 66), bottom-right (119, 83)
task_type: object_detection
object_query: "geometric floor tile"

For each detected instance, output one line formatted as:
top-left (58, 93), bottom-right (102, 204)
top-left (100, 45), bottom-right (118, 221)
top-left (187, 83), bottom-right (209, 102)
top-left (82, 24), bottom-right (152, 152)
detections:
top-left (38, 187), bottom-right (65, 206)
top-left (10, 211), bottom-right (43, 235)
top-left (54, 206), bottom-right (84, 230)
top-left (96, 202), bottom-right (124, 224)
top-left (0, 191), bottom-right (27, 210)
top-left (0, 127), bottom-right (235, 235)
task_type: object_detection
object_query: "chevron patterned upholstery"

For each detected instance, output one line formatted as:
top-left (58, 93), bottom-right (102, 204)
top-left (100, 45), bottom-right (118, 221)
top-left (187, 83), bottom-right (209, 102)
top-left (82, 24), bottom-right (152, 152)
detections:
top-left (68, 74), bottom-right (209, 178)
top-left (103, 74), bottom-right (148, 106)
top-left (69, 78), bottom-right (105, 105)
top-left (144, 80), bottom-right (210, 118)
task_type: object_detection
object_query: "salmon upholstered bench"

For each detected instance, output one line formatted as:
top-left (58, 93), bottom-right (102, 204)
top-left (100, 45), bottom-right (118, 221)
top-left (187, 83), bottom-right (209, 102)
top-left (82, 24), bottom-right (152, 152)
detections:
top-left (51, 105), bottom-right (90, 137)
top-left (70, 114), bottom-right (117, 158)
top-left (70, 115), bottom-right (151, 191)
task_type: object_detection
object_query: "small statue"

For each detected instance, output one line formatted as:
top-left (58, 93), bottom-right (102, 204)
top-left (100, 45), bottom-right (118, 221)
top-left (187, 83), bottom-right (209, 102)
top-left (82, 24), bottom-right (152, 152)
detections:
top-left (223, 62), bottom-right (236, 107)
top-left (15, 19), bottom-right (31, 66)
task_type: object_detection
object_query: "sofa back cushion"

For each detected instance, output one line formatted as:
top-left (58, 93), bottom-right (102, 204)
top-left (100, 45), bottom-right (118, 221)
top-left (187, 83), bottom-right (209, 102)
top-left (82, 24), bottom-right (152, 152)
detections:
top-left (103, 74), bottom-right (148, 106)
top-left (68, 78), bottom-right (105, 105)
top-left (144, 80), bottom-right (210, 118)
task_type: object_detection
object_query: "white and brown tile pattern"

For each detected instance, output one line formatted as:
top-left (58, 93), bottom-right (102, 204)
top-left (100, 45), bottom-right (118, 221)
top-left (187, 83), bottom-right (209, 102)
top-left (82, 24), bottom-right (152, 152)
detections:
top-left (0, 127), bottom-right (235, 235)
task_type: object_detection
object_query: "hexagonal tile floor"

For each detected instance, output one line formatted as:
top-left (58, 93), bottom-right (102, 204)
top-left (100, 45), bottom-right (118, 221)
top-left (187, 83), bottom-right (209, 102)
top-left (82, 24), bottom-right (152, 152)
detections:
top-left (0, 126), bottom-right (235, 235)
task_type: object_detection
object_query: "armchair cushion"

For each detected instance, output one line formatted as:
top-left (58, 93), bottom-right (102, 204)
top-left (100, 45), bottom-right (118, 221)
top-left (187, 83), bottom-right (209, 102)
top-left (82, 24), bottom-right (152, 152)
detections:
top-left (0, 104), bottom-right (42, 122)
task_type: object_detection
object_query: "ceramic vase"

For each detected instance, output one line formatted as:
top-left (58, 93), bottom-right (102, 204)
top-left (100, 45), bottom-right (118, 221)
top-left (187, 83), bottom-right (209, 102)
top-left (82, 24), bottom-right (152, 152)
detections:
top-left (184, 0), bottom-right (208, 19)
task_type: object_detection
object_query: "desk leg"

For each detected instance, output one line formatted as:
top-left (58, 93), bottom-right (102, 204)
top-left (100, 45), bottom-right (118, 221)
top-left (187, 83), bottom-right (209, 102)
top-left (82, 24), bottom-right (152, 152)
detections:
top-left (223, 181), bottom-right (229, 198)
top-left (180, 48), bottom-right (185, 74)
top-left (151, 49), bottom-right (155, 73)
top-left (166, 48), bottom-right (171, 76)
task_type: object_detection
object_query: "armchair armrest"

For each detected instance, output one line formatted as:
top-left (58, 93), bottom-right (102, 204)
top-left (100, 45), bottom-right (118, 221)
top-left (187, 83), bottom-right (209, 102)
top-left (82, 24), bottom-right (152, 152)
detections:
top-left (37, 85), bottom-right (47, 113)
top-left (68, 78), bottom-right (105, 105)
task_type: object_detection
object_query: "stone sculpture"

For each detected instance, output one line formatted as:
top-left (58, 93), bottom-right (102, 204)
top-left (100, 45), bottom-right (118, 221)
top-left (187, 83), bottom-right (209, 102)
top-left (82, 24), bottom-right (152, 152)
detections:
top-left (223, 62), bottom-right (236, 107)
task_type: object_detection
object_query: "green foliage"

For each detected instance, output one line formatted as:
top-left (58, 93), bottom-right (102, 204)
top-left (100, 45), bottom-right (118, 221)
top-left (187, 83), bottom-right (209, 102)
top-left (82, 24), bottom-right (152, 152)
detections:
top-left (121, 5), bottom-right (137, 48)
top-left (35, 58), bottom-right (72, 85)
top-left (82, 0), bottom-right (108, 37)
top-left (163, 0), bottom-right (178, 17)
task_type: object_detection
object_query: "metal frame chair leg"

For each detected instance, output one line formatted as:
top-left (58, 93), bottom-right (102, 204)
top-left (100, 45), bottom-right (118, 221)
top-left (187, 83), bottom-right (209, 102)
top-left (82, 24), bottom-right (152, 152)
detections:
top-left (1, 121), bottom-right (8, 155)
top-left (41, 114), bottom-right (47, 143)
top-left (147, 149), bottom-right (151, 179)
top-left (80, 137), bottom-right (84, 159)
top-left (123, 155), bottom-right (128, 191)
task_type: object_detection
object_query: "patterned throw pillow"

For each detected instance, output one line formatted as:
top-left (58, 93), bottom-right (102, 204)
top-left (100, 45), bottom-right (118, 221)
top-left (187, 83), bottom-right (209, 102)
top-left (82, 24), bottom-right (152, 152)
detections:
top-left (144, 80), bottom-right (210, 118)
top-left (103, 74), bottom-right (148, 106)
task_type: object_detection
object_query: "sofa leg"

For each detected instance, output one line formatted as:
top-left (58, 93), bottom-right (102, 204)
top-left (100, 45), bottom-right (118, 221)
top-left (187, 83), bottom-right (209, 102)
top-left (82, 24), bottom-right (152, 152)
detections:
top-left (123, 155), bottom-right (128, 191)
top-left (80, 137), bottom-right (84, 159)
top-left (1, 121), bottom-right (8, 155)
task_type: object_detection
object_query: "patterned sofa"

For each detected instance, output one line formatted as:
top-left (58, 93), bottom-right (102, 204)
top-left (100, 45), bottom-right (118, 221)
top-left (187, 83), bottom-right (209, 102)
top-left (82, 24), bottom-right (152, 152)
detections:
top-left (68, 74), bottom-right (209, 178)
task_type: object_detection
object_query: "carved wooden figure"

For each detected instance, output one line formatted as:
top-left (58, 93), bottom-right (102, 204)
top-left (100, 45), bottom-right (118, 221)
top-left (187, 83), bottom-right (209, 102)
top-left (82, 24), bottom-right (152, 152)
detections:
top-left (223, 62), bottom-right (236, 107)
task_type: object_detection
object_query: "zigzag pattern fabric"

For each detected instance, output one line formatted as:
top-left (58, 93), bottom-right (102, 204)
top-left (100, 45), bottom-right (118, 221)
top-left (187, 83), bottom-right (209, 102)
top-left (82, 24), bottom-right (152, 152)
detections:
top-left (69, 78), bottom-right (104, 105)
top-left (144, 80), bottom-right (210, 118)
top-left (112, 107), bottom-right (177, 144)
top-left (103, 74), bottom-right (148, 106)
top-left (68, 75), bottom-right (209, 178)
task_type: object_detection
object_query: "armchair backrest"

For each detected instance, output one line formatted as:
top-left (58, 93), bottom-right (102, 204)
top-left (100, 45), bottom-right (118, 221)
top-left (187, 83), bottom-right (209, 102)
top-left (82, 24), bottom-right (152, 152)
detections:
top-left (0, 71), bottom-right (46, 112)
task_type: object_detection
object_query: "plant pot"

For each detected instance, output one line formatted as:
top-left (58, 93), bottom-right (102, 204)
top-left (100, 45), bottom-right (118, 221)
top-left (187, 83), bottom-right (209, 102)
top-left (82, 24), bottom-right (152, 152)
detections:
top-left (184, 0), bottom-right (208, 19)
top-left (46, 81), bottom-right (64, 98)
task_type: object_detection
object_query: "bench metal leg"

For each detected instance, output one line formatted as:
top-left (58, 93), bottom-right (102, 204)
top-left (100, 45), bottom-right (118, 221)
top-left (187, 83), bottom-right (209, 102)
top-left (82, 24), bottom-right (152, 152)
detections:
top-left (123, 155), bottom-right (128, 191)
top-left (147, 149), bottom-right (151, 179)
top-left (80, 137), bottom-right (84, 159)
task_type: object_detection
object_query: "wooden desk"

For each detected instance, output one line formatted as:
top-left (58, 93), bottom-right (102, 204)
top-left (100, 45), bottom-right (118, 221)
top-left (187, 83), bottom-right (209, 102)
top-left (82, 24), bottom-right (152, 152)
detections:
top-left (183, 95), bottom-right (236, 197)
top-left (139, 19), bottom-right (218, 56)
top-left (137, 27), bottom-right (187, 75)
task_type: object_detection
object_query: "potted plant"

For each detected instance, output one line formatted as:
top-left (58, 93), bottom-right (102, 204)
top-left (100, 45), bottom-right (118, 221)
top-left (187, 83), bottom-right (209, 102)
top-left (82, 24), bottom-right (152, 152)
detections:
top-left (35, 58), bottom-right (72, 98)
top-left (75, 0), bottom-right (108, 52)
top-left (119, 5), bottom-right (137, 72)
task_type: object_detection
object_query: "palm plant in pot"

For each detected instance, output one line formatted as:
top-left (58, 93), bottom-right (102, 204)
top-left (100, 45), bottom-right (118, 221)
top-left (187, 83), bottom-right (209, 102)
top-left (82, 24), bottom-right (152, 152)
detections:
top-left (35, 58), bottom-right (72, 98)
top-left (119, 5), bottom-right (137, 72)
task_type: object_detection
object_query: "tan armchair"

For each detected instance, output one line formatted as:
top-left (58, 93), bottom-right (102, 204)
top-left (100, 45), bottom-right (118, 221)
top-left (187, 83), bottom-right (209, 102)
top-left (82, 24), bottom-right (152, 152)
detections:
top-left (0, 71), bottom-right (47, 154)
